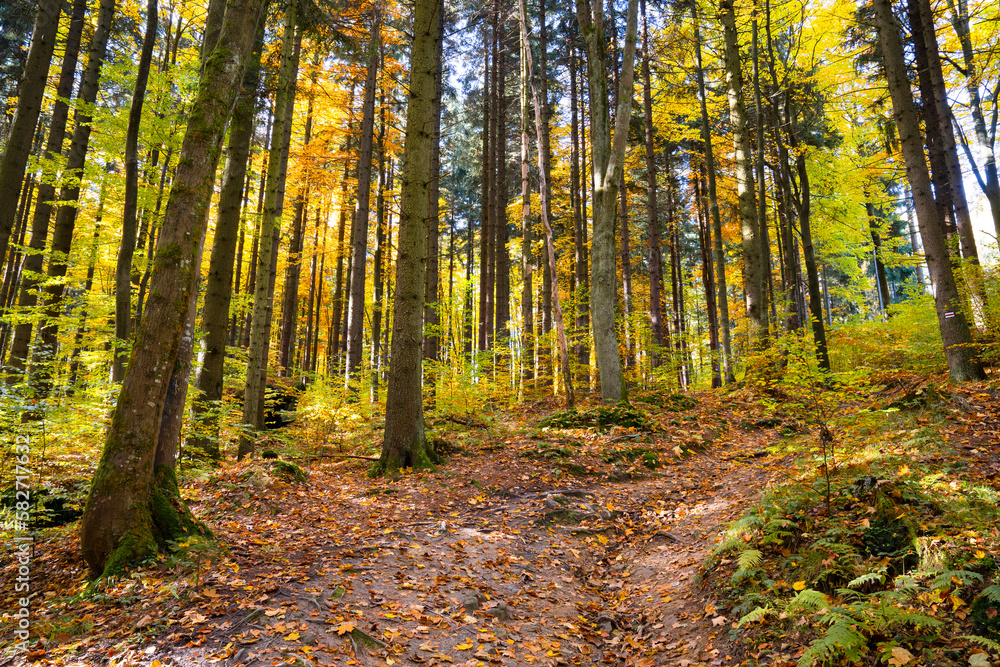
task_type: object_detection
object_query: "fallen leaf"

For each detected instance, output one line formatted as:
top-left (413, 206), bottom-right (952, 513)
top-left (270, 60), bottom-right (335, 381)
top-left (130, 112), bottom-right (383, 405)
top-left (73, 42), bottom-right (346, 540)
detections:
top-left (793, 581), bottom-right (806, 591)
top-left (889, 646), bottom-right (914, 666)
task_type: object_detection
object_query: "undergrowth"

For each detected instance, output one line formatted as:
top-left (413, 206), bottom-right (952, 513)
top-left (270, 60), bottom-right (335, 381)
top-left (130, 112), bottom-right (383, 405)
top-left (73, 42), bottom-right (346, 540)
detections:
top-left (704, 364), bottom-right (1000, 667)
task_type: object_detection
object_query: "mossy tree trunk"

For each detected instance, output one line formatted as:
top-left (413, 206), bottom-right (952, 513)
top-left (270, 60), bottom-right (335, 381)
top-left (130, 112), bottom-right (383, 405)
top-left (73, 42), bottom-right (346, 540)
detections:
top-left (79, 0), bottom-right (269, 577)
top-left (377, 0), bottom-right (442, 474)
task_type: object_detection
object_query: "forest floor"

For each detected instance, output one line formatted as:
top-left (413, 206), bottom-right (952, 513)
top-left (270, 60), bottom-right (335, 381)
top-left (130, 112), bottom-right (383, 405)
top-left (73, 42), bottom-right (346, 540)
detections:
top-left (2, 372), bottom-right (999, 667)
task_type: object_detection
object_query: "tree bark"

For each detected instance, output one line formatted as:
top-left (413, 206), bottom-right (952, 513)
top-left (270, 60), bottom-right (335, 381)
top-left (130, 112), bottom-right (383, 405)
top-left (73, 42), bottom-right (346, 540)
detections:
top-left (187, 29), bottom-right (263, 459)
top-left (113, 0), bottom-right (158, 382)
top-left (379, 0), bottom-right (441, 473)
top-left (520, 16), bottom-right (534, 387)
top-left (0, 0), bottom-right (60, 268)
top-left (520, 0), bottom-right (574, 407)
top-left (641, 0), bottom-right (665, 367)
top-left (944, 0), bottom-right (1000, 239)
top-left (29, 0), bottom-right (117, 399)
top-left (80, 0), bottom-right (268, 576)
top-left (3, 0), bottom-right (87, 383)
top-left (239, 4), bottom-right (300, 459)
top-left (575, 0), bottom-right (639, 404)
top-left (692, 0), bottom-right (733, 383)
top-left (873, 0), bottom-right (984, 382)
top-left (720, 0), bottom-right (768, 350)
top-left (423, 5), bottom-right (443, 382)
top-left (346, 11), bottom-right (382, 381)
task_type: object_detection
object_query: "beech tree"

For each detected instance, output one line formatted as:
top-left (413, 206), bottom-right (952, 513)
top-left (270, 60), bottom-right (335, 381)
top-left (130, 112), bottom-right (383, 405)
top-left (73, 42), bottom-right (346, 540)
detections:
top-left (79, 0), bottom-right (270, 576)
top-left (872, 0), bottom-right (985, 382)
top-left (575, 0), bottom-right (639, 404)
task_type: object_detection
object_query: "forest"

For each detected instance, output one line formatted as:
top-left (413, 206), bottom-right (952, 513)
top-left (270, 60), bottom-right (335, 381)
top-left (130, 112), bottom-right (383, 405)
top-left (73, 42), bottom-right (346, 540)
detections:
top-left (0, 0), bottom-right (999, 663)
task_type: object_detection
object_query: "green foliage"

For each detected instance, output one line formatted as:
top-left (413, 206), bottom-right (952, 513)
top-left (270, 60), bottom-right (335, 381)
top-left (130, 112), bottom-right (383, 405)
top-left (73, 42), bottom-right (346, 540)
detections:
top-left (828, 291), bottom-right (945, 374)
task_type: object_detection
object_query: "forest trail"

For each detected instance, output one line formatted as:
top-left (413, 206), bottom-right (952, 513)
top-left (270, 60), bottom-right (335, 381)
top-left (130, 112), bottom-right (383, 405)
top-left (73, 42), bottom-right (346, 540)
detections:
top-left (115, 392), bottom-right (784, 667)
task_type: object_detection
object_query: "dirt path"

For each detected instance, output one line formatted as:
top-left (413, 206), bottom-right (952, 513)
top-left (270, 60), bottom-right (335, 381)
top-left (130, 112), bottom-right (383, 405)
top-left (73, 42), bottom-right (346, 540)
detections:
top-left (122, 399), bottom-right (778, 667)
top-left (20, 395), bottom-right (783, 667)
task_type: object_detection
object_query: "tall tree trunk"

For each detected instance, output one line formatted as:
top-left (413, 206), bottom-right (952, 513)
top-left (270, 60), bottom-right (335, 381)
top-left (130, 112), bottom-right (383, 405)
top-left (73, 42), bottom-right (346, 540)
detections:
top-left (720, 0), bottom-right (768, 350)
top-left (872, 0), bottom-right (984, 382)
top-left (186, 29), bottom-right (263, 459)
top-left (575, 0), bottom-right (639, 404)
top-left (792, 147), bottom-right (830, 369)
top-left (378, 0), bottom-right (441, 473)
top-left (3, 0), bottom-right (87, 383)
top-left (280, 58), bottom-right (316, 376)
top-left (113, 0), bottom-right (158, 382)
top-left (346, 11), bottom-right (382, 381)
top-left (423, 6), bottom-right (443, 383)
top-left (494, 30), bottom-right (510, 353)
top-left (519, 0), bottom-right (574, 407)
top-left (641, 0), bottom-right (665, 367)
top-left (80, 0), bottom-right (268, 576)
top-left (478, 29), bottom-right (492, 354)
top-left (538, 0), bottom-right (554, 384)
top-left (0, 0), bottom-right (60, 267)
top-left (68, 204), bottom-right (104, 392)
top-left (239, 5), bottom-right (300, 459)
top-left (572, 48), bottom-right (590, 379)
top-left (692, 0), bottom-right (733, 383)
top-left (29, 0), bottom-right (117, 399)
top-left (519, 17), bottom-right (534, 388)
top-left (696, 167), bottom-right (722, 387)
top-left (372, 119), bottom-right (389, 390)
top-left (944, 0), bottom-right (1000, 238)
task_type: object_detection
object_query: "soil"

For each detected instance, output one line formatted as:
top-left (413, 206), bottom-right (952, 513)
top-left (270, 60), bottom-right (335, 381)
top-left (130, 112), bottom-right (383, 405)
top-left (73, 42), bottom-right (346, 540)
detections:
top-left (4, 391), bottom-right (785, 666)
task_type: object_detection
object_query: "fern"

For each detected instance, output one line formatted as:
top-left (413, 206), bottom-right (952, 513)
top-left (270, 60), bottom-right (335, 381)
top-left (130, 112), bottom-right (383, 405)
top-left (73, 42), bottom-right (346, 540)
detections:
top-left (737, 548), bottom-right (763, 572)
top-left (797, 618), bottom-right (867, 667)
top-left (978, 585), bottom-right (1000, 603)
top-left (789, 589), bottom-right (830, 611)
top-left (930, 569), bottom-right (983, 590)
top-left (848, 569), bottom-right (887, 589)
top-left (738, 605), bottom-right (776, 626)
top-left (963, 635), bottom-right (1000, 652)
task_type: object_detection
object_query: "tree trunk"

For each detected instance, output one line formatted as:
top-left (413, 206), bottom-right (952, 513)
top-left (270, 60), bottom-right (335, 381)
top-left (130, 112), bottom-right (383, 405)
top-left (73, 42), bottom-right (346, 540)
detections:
top-left (944, 0), bottom-right (1000, 239)
top-left (378, 0), bottom-right (441, 473)
top-left (372, 122), bottom-right (389, 390)
top-left (478, 29), bottom-right (492, 354)
top-left (572, 48), bottom-right (590, 380)
top-left (575, 0), bottom-right (639, 404)
top-left (29, 0), bottom-right (117, 399)
top-left (80, 0), bottom-right (267, 576)
top-left (720, 0), bottom-right (768, 350)
top-left (423, 6), bottom-right (443, 383)
top-left (239, 5), bottom-right (300, 459)
top-left (520, 0), bottom-right (574, 407)
top-left (866, 202), bottom-right (893, 313)
top-left (696, 167), bottom-right (722, 387)
top-left (279, 59), bottom-right (316, 376)
top-left (872, 0), bottom-right (984, 382)
top-left (641, 0), bottom-right (665, 367)
top-left (520, 16), bottom-right (534, 388)
top-left (346, 11), bottom-right (382, 380)
top-left (113, 0), bottom-right (158, 382)
top-left (692, 0), bottom-right (733, 383)
top-left (187, 29), bottom-right (263, 459)
top-left (2, 0), bottom-right (87, 384)
top-left (0, 0), bottom-right (60, 268)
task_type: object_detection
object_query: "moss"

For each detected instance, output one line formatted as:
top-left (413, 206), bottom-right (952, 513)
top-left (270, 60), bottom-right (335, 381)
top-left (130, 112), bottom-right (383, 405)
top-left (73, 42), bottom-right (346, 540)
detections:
top-left (100, 530), bottom-right (157, 580)
top-left (151, 465), bottom-right (212, 545)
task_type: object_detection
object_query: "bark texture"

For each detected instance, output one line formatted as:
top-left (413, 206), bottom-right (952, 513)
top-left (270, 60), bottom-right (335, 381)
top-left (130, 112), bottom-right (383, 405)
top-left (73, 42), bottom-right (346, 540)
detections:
top-left (79, 0), bottom-right (268, 575)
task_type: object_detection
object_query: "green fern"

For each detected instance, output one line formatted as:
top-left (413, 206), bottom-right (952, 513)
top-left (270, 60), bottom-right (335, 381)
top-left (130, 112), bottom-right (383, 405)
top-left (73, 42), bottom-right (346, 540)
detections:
top-left (738, 605), bottom-right (776, 626)
top-left (797, 619), bottom-right (867, 667)
top-left (848, 569), bottom-right (887, 589)
top-left (978, 585), bottom-right (1000, 603)
top-left (789, 589), bottom-right (830, 611)
top-left (930, 569), bottom-right (984, 590)
top-left (963, 634), bottom-right (1000, 652)
top-left (737, 548), bottom-right (763, 572)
